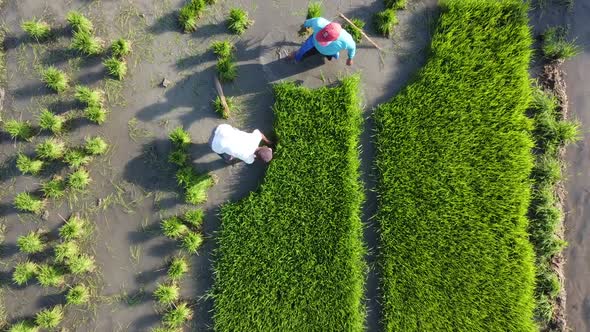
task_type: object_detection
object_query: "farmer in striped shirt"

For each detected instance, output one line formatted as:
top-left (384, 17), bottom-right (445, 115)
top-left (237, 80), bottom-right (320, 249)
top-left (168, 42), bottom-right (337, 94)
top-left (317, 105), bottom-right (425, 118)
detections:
top-left (290, 17), bottom-right (356, 66)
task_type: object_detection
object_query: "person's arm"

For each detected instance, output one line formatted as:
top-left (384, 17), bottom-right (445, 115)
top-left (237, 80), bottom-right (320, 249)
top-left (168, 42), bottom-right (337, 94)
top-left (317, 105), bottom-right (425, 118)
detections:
top-left (260, 132), bottom-right (273, 146)
top-left (303, 18), bottom-right (318, 28)
top-left (346, 41), bottom-right (356, 66)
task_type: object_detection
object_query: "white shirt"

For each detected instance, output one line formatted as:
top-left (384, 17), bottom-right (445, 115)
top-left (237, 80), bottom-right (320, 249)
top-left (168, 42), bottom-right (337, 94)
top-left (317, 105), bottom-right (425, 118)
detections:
top-left (211, 124), bottom-right (262, 164)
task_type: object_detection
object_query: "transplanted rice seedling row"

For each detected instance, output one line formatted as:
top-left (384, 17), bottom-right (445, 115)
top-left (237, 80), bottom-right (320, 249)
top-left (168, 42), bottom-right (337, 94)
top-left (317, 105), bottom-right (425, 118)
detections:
top-left (374, 0), bottom-right (406, 38)
top-left (213, 76), bottom-right (365, 331)
top-left (374, 0), bottom-right (536, 330)
top-left (528, 87), bottom-right (579, 326)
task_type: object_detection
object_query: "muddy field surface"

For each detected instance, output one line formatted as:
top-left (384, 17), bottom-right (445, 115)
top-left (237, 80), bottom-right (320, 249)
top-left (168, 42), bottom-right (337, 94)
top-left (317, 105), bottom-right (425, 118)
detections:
top-left (0, 0), bottom-right (438, 330)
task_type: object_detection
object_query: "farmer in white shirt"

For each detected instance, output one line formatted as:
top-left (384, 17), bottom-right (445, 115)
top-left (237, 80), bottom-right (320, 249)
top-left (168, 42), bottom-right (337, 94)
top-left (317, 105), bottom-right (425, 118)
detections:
top-left (210, 124), bottom-right (273, 164)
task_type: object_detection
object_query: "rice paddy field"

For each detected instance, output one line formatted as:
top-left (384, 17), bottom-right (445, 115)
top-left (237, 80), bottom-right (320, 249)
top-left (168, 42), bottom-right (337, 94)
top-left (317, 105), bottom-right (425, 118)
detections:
top-left (0, 0), bottom-right (589, 331)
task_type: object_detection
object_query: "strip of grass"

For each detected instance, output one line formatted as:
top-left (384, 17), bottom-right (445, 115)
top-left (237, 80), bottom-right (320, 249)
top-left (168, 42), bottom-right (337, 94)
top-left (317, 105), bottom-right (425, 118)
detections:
top-left (375, 0), bottom-right (536, 330)
top-left (213, 76), bottom-right (365, 331)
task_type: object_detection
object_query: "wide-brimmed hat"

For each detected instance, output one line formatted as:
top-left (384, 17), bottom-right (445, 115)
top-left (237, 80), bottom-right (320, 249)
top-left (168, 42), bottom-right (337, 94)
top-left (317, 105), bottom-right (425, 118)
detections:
top-left (255, 147), bottom-right (273, 163)
top-left (316, 22), bottom-right (341, 46)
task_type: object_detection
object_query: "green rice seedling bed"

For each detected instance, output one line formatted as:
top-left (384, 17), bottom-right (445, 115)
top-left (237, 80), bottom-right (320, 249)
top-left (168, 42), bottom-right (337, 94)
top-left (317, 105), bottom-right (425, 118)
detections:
top-left (213, 75), bottom-right (366, 331)
top-left (374, 0), bottom-right (537, 330)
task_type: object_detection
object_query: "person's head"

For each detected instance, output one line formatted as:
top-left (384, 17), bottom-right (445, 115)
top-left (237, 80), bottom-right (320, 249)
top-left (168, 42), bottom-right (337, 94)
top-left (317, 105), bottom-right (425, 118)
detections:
top-left (255, 147), bottom-right (273, 163)
top-left (316, 22), bottom-right (342, 47)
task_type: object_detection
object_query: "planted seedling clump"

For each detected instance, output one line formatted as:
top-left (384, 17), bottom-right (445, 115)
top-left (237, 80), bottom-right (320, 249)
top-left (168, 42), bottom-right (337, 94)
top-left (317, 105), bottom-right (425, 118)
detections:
top-left (307, 2), bottom-right (322, 19)
top-left (17, 231), bottom-right (44, 254)
top-left (213, 96), bottom-right (234, 119)
top-left (71, 30), bottom-right (104, 55)
top-left (344, 18), bottom-right (365, 44)
top-left (168, 256), bottom-right (189, 281)
top-left (154, 283), bottom-right (180, 305)
top-left (41, 67), bottom-right (68, 93)
top-left (64, 148), bottom-right (93, 169)
top-left (67, 11), bottom-right (93, 33)
top-left (84, 104), bottom-right (108, 124)
top-left (181, 232), bottom-right (203, 254)
top-left (4, 120), bottom-right (34, 140)
top-left (38, 109), bottom-right (65, 134)
top-left (216, 57), bottom-right (237, 82)
top-left (168, 149), bottom-right (189, 166)
top-left (104, 57), bottom-right (127, 80)
top-left (75, 85), bottom-right (104, 107)
top-left (211, 40), bottom-right (233, 59)
top-left (16, 154), bottom-right (44, 175)
top-left (37, 264), bottom-right (64, 287)
top-left (68, 168), bottom-right (91, 190)
top-left (85, 136), bottom-right (109, 155)
top-left (35, 306), bottom-right (63, 329)
top-left (184, 175), bottom-right (214, 205)
top-left (36, 138), bottom-right (65, 160)
top-left (178, 0), bottom-right (206, 32)
top-left (542, 26), bottom-right (581, 60)
top-left (7, 320), bottom-right (38, 332)
top-left (59, 216), bottom-right (88, 240)
top-left (54, 241), bottom-right (79, 262)
top-left (111, 38), bottom-right (132, 58)
top-left (163, 302), bottom-right (193, 328)
top-left (169, 127), bottom-right (192, 147)
top-left (41, 177), bottom-right (67, 199)
top-left (184, 209), bottom-right (204, 228)
top-left (14, 193), bottom-right (45, 214)
top-left (67, 254), bottom-right (95, 274)
top-left (22, 19), bottom-right (51, 40)
top-left (374, 9), bottom-right (398, 38)
top-left (66, 284), bottom-right (90, 305)
top-left (385, 0), bottom-right (407, 9)
top-left (227, 8), bottom-right (253, 35)
top-left (13, 261), bottom-right (38, 285)
top-left (162, 216), bottom-right (189, 239)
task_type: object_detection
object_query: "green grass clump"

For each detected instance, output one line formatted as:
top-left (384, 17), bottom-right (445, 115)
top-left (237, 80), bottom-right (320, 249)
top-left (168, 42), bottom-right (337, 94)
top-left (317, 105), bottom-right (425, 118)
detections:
top-left (154, 283), bottom-right (180, 305)
top-left (168, 256), bottom-right (189, 281)
top-left (35, 306), bottom-right (63, 328)
top-left (184, 174), bottom-right (214, 205)
top-left (169, 127), bottom-right (192, 147)
top-left (542, 26), bottom-right (581, 60)
top-left (68, 168), bottom-right (91, 190)
top-left (21, 19), bottom-right (51, 40)
top-left (178, 0), bottom-right (206, 32)
top-left (183, 209), bottom-right (204, 228)
top-left (67, 254), bottom-right (95, 274)
top-left (66, 11), bottom-right (93, 33)
top-left (41, 177), bottom-right (67, 199)
top-left (227, 8), bottom-right (253, 35)
top-left (64, 148), bottom-right (93, 169)
top-left (343, 18), bottom-right (365, 44)
top-left (374, 9), bottom-right (398, 38)
top-left (103, 57), bottom-right (127, 80)
top-left (162, 216), bottom-right (189, 239)
top-left (13, 261), bottom-right (38, 285)
top-left (163, 302), bottom-right (193, 328)
top-left (40, 66), bottom-right (68, 93)
top-left (4, 119), bottom-right (34, 140)
top-left (306, 2), bottom-right (322, 19)
top-left (16, 154), bottom-right (44, 175)
top-left (213, 76), bottom-right (365, 330)
top-left (213, 96), bottom-right (234, 119)
top-left (8, 320), bottom-right (38, 332)
top-left (385, 0), bottom-right (407, 10)
top-left (111, 38), bottom-right (132, 58)
top-left (75, 85), bottom-right (104, 107)
top-left (168, 149), bottom-right (189, 166)
top-left (37, 265), bottom-right (64, 287)
top-left (374, 1), bottom-right (536, 330)
top-left (17, 231), bottom-right (44, 254)
top-left (85, 136), bottom-right (108, 155)
top-left (36, 138), bottom-right (65, 160)
top-left (180, 232), bottom-right (203, 254)
top-left (71, 30), bottom-right (104, 55)
top-left (84, 104), bottom-right (108, 124)
top-left (59, 216), bottom-right (88, 240)
top-left (14, 193), bottom-right (45, 214)
top-left (66, 284), bottom-right (90, 305)
top-left (54, 241), bottom-right (79, 262)
top-left (38, 109), bottom-right (65, 134)
top-left (211, 40), bottom-right (233, 59)
top-left (216, 57), bottom-right (237, 82)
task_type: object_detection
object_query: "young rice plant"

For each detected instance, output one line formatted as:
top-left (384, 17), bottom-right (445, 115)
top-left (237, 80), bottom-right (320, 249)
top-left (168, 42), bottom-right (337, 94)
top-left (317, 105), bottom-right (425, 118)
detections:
top-left (21, 19), bottom-right (51, 40)
top-left (68, 168), bottom-right (91, 190)
top-left (59, 216), bottom-right (88, 240)
top-left (71, 30), bottom-right (104, 55)
top-left (37, 264), bottom-right (64, 287)
top-left (180, 231), bottom-right (203, 254)
top-left (7, 320), bottom-right (38, 332)
top-left (374, 9), bottom-right (398, 38)
top-left (178, 0), bottom-right (206, 32)
top-left (168, 256), bottom-right (189, 281)
top-left (66, 11), bottom-right (93, 33)
top-left (75, 85), bottom-right (104, 107)
top-left (66, 254), bottom-right (95, 274)
top-left (307, 2), bottom-right (322, 19)
top-left (16, 154), bottom-right (44, 175)
top-left (36, 138), bottom-right (65, 160)
top-left (4, 120), bottom-right (33, 140)
top-left (542, 26), bottom-right (581, 60)
top-left (14, 193), bottom-right (45, 214)
top-left (154, 283), bottom-right (180, 305)
top-left (35, 306), bottom-right (63, 329)
top-left (163, 302), bottom-right (193, 328)
top-left (227, 8), bottom-right (253, 35)
top-left (111, 38), bottom-right (132, 58)
top-left (40, 67), bottom-right (68, 93)
top-left (64, 148), bottom-right (93, 169)
top-left (13, 261), bottom-right (38, 286)
top-left (54, 241), bottom-right (79, 263)
top-left (41, 177), bottom-right (67, 199)
top-left (84, 105), bottom-right (108, 124)
top-left (103, 57), bottom-right (127, 80)
top-left (343, 18), bottom-right (365, 44)
top-left (38, 109), bottom-right (65, 134)
top-left (66, 284), bottom-right (90, 305)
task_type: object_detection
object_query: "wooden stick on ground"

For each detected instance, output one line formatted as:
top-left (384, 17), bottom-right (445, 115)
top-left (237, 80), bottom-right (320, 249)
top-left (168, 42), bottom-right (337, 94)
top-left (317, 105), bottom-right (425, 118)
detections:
top-left (338, 12), bottom-right (383, 51)
top-left (213, 75), bottom-right (230, 119)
